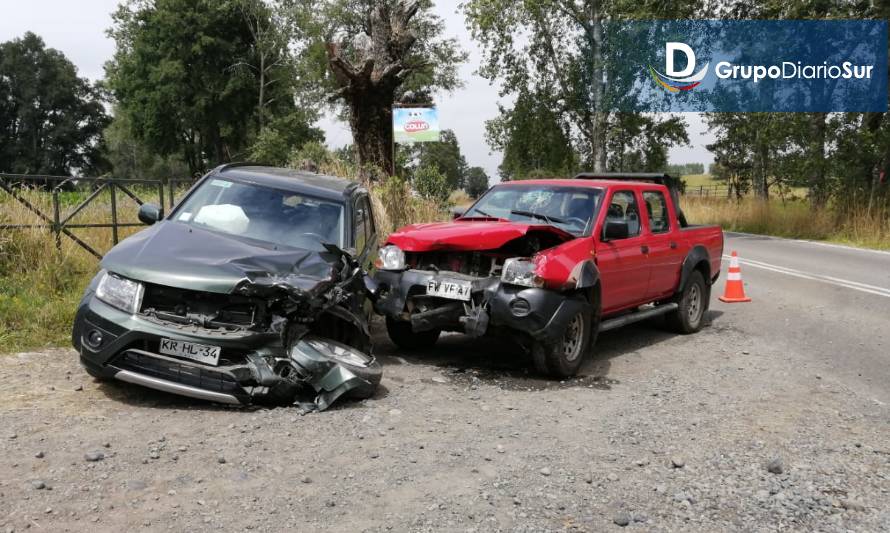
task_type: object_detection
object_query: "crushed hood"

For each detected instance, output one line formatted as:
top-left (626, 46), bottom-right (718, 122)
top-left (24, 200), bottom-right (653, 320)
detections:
top-left (101, 221), bottom-right (338, 294)
top-left (386, 220), bottom-right (574, 252)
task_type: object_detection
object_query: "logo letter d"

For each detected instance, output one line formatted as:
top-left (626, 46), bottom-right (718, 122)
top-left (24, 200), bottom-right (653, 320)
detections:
top-left (666, 42), bottom-right (696, 77)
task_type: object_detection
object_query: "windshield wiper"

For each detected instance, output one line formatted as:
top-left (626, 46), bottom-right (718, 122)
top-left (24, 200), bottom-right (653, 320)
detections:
top-left (466, 208), bottom-right (493, 218)
top-left (510, 210), bottom-right (566, 225)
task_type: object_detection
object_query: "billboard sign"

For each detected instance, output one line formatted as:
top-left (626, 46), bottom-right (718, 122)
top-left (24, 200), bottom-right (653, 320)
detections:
top-left (393, 106), bottom-right (440, 144)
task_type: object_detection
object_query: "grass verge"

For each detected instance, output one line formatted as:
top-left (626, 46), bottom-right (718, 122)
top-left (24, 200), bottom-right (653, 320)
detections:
top-left (682, 196), bottom-right (890, 250)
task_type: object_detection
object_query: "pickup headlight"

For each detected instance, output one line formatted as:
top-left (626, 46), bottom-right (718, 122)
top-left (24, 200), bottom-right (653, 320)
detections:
top-left (376, 245), bottom-right (406, 270)
top-left (95, 272), bottom-right (144, 314)
top-left (501, 258), bottom-right (543, 288)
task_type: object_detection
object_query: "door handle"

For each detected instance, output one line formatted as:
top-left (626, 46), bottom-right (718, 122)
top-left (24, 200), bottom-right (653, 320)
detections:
top-left (641, 245), bottom-right (649, 254)
top-left (670, 241), bottom-right (677, 249)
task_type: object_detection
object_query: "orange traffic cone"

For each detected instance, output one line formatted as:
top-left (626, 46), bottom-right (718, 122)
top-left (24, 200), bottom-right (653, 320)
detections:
top-left (719, 251), bottom-right (751, 303)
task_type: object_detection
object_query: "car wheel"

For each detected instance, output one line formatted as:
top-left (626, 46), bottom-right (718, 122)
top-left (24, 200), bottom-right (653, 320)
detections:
top-left (531, 307), bottom-right (592, 378)
top-left (385, 317), bottom-right (440, 350)
top-left (666, 270), bottom-right (708, 334)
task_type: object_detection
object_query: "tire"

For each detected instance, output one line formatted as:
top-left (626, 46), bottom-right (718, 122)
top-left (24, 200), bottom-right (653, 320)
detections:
top-left (665, 270), bottom-right (708, 334)
top-left (385, 317), bottom-right (440, 350)
top-left (531, 306), bottom-right (593, 378)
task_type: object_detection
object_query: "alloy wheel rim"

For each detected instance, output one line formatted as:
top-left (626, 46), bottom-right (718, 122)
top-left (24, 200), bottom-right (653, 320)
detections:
top-left (562, 314), bottom-right (585, 362)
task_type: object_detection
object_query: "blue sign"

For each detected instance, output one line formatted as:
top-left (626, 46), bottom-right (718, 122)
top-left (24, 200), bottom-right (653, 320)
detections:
top-left (601, 20), bottom-right (888, 112)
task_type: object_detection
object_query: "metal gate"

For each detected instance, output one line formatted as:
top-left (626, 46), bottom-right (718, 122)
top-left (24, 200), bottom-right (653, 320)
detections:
top-left (0, 174), bottom-right (195, 259)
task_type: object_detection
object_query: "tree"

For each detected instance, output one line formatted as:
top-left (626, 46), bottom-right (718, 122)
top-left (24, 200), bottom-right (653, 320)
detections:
top-left (0, 32), bottom-right (109, 175)
top-left (605, 113), bottom-right (689, 173)
top-left (486, 89), bottom-right (577, 180)
top-left (103, 109), bottom-right (189, 180)
top-left (287, 0), bottom-right (466, 177)
top-left (106, 0), bottom-right (316, 176)
top-left (413, 164), bottom-right (449, 202)
top-left (464, 166), bottom-right (490, 198)
top-left (413, 130), bottom-right (467, 190)
top-left (464, 0), bottom-right (699, 171)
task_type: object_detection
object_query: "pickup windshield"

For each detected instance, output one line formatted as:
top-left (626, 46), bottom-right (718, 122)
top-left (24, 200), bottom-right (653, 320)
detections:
top-left (172, 178), bottom-right (345, 249)
top-left (465, 185), bottom-right (604, 236)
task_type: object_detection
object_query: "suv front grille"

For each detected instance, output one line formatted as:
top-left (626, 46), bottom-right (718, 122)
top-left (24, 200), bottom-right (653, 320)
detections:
top-left (112, 350), bottom-right (242, 394)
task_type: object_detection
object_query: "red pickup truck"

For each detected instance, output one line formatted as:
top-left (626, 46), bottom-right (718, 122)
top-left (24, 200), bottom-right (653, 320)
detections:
top-left (372, 173), bottom-right (723, 378)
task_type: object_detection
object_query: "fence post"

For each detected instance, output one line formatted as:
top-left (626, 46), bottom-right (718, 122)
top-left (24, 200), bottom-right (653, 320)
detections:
top-left (168, 178), bottom-right (175, 210)
top-left (157, 182), bottom-right (165, 218)
top-left (52, 188), bottom-right (61, 250)
top-left (109, 182), bottom-right (119, 245)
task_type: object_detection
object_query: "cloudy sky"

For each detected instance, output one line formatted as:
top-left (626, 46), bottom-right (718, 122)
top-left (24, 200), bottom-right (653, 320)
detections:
top-left (1, 0), bottom-right (713, 179)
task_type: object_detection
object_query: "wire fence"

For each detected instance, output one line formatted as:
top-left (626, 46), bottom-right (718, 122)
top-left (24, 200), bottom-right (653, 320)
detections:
top-left (682, 184), bottom-right (732, 198)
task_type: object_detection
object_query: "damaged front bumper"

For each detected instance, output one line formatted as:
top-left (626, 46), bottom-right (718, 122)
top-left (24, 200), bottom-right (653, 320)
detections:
top-left (373, 269), bottom-right (588, 343)
top-left (73, 293), bottom-right (380, 410)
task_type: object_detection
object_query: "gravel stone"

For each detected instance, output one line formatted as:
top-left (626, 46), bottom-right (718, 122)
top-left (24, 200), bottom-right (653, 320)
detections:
top-left (767, 458), bottom-right (784, 474)
top-left (84, 451), bottom-right (104, 462)
top-left (613, 513), bottom-right (631, 527)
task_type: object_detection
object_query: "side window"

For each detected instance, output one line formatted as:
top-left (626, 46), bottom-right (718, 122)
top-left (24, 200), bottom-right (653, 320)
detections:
top-left (354, 196), bottom-right (373, 252)
top-left (604, 190), bottom-right (641, 238)
top-left (642, 191), bottom-right (670, 234)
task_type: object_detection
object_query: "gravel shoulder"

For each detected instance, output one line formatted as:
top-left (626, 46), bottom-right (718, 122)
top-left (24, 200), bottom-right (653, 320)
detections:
top-left (1, 306), bottom-right (888, 532)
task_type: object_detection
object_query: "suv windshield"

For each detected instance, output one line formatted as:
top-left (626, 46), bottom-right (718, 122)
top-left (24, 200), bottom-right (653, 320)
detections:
top-left (465, 185), bottom-right (604, 236)
top-left (172, 178), bottom-right (345, 249)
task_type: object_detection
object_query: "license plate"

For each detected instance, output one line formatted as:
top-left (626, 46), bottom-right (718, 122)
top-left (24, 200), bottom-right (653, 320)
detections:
top-left (426, 279), bottom-right (472, 301)
top-left (159, 338), bottom-right (221, 366)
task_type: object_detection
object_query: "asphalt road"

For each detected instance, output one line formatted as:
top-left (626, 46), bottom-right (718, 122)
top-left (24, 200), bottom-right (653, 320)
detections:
top-left (720, 232), bottom-right (890, 404)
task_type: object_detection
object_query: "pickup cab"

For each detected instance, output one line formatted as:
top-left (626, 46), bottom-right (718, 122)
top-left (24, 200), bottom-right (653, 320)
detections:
top-left (373, 173), bottom-right (724, 378)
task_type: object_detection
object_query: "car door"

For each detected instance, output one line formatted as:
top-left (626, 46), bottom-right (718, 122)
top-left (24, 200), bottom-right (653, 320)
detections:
top-left (595, 189), bottom-right (651, 314)
top-left (353, 194), bottom-right (378, 272)
top-left (352, 194), bottom-right (379, 319)
top-left (642, 190), bottom-right (684, 300)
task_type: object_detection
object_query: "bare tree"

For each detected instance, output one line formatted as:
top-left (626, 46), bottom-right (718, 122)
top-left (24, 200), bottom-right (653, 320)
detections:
top-left (325, 1), bottom-right (423, 177)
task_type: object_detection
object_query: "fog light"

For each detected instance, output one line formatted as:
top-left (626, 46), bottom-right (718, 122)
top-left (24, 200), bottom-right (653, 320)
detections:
top-left (85, 329), bottom-right (104, 348)
top-left (509, 298), bottom-right (531, 317)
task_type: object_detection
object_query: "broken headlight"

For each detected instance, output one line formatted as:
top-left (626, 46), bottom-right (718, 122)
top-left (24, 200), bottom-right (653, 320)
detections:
top-left (501, 258), bottom-right (543, 288)
top-left (376, 245), bottom-right (406, 270)
top-left (96, 272), bottom-right (144, 314)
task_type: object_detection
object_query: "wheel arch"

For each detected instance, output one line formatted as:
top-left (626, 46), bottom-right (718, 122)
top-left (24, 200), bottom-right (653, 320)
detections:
top-left (678, 245), bottom-right (712, 295)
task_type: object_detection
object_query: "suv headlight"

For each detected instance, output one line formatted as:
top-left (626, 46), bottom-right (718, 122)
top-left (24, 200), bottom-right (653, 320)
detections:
top-left (376, 245), bottom-right (406, 270)
top-left (501, 258), bottom-right (543, 288)
top-left (96, 272), bottom-right (144, 314)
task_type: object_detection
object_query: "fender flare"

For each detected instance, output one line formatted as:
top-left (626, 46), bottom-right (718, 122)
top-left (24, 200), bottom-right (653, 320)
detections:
top-left (678, 245), bottom-right (711, 294)
top-left (567, 259), bottom-right (600, 290)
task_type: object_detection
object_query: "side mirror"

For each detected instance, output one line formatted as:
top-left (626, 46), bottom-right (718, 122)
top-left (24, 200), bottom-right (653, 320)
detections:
top-left (451, 206), bottom-right (467, 219)
top-left (603, 220), bottom-right (629, 241)
top-left (138, 203), bottom-right (162, 225)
